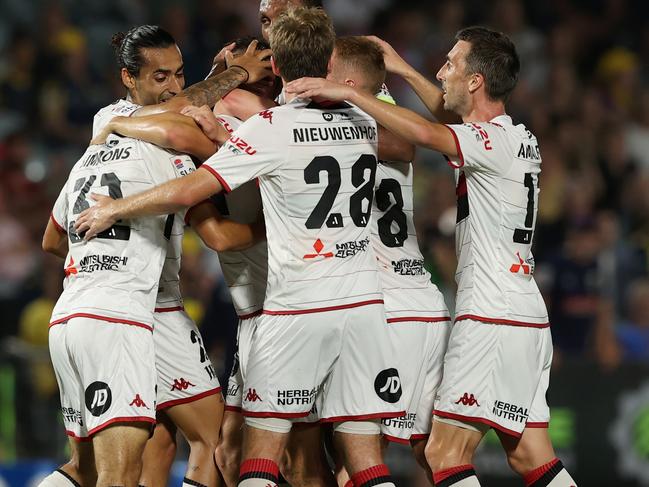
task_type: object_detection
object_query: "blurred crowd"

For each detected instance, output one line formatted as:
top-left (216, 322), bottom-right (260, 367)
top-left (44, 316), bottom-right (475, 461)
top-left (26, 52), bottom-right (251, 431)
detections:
top-left (0, 0), bottom-right (648, 459)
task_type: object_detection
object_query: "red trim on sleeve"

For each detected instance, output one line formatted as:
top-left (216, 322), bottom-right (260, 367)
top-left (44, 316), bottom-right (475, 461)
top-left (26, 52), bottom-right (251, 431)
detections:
top-left (455, 314), bottom-right (550, 328)
top-left (199, 165), bottom-right (232, 193)
top-left (433, 409), bottom-right (522, 438)
top-left (49, 313), bottom-right (153, 332)
top-left (443, 124), bottom-right (465, 168)
top-left (156, 387), bottom-right (222, 410)
top-left (50, 213), bottom-right (66, 234)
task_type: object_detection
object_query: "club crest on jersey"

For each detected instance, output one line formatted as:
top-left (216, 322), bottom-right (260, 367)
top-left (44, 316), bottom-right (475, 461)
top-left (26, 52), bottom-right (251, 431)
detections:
top-left (227, 136), bottom-right (257, 156)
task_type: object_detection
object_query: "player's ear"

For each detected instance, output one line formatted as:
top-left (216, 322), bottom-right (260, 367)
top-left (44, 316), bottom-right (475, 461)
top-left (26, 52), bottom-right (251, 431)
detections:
top-left (344, 78), bottom-right (355, 88)
top-left (271, 57), bottom-right (281, 77)
top-left (121, 68), bottom-right (136, 91)
top-left (468, 72), bottom-right (483, 95)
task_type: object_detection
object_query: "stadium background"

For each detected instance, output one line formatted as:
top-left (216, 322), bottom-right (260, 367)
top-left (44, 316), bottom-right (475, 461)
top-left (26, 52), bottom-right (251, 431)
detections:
top-left (0, 0), bottom-right (648, 485)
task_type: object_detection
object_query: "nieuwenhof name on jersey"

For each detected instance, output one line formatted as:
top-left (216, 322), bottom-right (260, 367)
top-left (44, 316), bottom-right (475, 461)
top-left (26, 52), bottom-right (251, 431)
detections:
top-left (293, 112), bottom-right (377, 144)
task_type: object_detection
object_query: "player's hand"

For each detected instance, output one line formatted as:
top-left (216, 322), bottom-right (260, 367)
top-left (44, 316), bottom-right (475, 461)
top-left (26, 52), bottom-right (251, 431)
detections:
top-left (90, 129), bottom-right (109, 146)
top-left (181, 105), bottom-right (221, 142)
top-left (74, 194), bottom-right (118, 241)
top-left (205, 42), bottom-right (236, 79)
top-left (285, 77), bottom-right (354, 102)
top-left (225, 40), bottom-right (273, 84)
top-left (364, 36), bottom-right (411, 76)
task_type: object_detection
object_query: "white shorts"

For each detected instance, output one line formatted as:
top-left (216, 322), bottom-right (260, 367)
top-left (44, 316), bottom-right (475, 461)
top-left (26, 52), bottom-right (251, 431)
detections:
top-left (381, 319), bottom-right (452, 443)
top-left (49, 317), bottom-right (156, 440)
top-left (433, 319), bottom-right (553, 437)
top-left (153, 309), bottom-right (221, 410)
top-left (224, 313), bottom-right (261, 413)
top-left (240, 303), bottom-right (405, 422)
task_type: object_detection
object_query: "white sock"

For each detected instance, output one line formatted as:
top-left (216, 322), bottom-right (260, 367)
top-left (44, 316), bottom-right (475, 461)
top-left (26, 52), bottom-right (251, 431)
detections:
top-left (547, 469), bottom-right (577, 486)
top-left (183, 478), bottom-right (208, 487)
top-left (37, 470), bottom-right (80, 487)
top-left (239, 480), bottom-right (278, 487)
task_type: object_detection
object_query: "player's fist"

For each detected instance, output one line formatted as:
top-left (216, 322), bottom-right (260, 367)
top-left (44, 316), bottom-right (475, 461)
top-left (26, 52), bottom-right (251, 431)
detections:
top-left (225, 40), bottom-right (273, 84)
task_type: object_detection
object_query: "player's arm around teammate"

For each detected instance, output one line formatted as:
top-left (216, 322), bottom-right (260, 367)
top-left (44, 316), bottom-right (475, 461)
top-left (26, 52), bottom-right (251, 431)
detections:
top-left (290, 27), bottom-right (578, 487)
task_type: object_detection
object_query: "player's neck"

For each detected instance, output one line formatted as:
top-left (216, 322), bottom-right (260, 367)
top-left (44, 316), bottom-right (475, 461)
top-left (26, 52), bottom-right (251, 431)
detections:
top-left (282, 79), bottom-right (299, 103)
top-left (461, 99), bottom-right (506, 124)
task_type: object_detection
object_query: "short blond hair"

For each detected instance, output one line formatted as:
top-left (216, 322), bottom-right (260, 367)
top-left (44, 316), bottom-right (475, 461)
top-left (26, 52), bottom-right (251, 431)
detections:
top-left (269, 6), bottom-right (335, 82)
top-left (334, 36), bottom-right (386, 94)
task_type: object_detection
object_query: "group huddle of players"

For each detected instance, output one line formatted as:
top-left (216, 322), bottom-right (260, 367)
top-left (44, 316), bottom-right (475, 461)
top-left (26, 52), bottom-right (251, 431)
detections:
top-left (38, 1), bottom-right (579, 487)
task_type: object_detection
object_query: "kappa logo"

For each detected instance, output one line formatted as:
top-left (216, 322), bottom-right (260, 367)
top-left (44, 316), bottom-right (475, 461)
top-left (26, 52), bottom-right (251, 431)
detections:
top-left (374, 369), bottom-right (402, 403)
top-left (303, 239), bottom-right (333, 259)
top-left (129, 394), bottom-right (149, 409)
top-left (455, 393), bottom-right (480, 407)
top-left (85, 381), bottom-right (112, 417)
top-left (245, 388), bottom-right (262, 402)
top-left (171, 378), bottom-right (196, 391)
top-left (259, 109), bottom-right (274, 124)
top-left (510, 252), bottom-right (532, 275)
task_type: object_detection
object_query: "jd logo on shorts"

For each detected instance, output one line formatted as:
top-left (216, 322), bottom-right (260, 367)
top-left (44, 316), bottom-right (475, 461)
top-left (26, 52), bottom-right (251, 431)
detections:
top-left (374, 369), bottom-right (402, 403)
top-left (85, 381), bottom-right (112, 417)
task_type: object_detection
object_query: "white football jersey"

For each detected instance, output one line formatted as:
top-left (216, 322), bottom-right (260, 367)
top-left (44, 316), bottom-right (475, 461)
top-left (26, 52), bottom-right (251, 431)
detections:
top-left (50, 136), bottom-right (190, 329)
top-left (371, 161), bottom-right (449, 322)
top-left (92, 98), bottom-right (195, 312)
top-left (203, 99), bottom-right (382, 314)
top-left (445, 115), bottom-right (548, 326)
top-left (213, 114), bottom-right (268, 318)
top-left (92, 99), bottom-right (140, 138)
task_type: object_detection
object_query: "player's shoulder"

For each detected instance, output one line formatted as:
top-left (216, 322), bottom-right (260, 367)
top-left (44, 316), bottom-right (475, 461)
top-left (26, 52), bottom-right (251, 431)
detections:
top-left (94, 98), bottom-right (140, 119)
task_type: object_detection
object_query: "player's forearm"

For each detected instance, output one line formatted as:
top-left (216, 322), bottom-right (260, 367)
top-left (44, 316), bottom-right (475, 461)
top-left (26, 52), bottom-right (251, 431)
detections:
top-left (112, 170), bottom-right (219, 221)
top-left (42, 220), bottom-right (68, 259)
top-left (134, 67), bottom-right (249, 116)
top-left (348, 89), bottom-right (455, 155)
top-left (394, 65), bottom-right (459, 124)
top-left (378, 126), bottom-right (415, 162)
top-left (108, 116), bottom-right (173, 148)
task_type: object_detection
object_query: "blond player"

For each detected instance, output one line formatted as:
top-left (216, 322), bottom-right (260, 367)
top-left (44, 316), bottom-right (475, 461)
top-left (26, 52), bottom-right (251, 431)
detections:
top-left (287, 26), bottom-right (578, 487)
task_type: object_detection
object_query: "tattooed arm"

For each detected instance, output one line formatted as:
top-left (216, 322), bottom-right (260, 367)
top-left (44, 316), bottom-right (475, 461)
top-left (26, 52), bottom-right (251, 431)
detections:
top-left (134, 41), bottom-right (272, 116)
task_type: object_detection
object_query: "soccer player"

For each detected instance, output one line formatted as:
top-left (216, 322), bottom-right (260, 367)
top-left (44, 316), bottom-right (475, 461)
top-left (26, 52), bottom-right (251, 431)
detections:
top-left (42, 134), bottom-right (200, 487)
top-left (323, 36), bottom-right (452, 485)
top-left (287, 27), bottom-right (578, 487)
top-left (74, 7), bottom-right (404, 487)
top-left (97, 36), bottom-right (278, 486)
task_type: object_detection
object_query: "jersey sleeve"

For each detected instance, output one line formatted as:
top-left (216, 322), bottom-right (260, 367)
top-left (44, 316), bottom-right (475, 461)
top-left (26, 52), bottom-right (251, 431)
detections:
top-left (201, 112), bottom-right (284, 193)
top-left (92, 101), bottom-right (140, 138)
top-left (50, 182), bottom-right (68, 233)
top-left (444, 122), bottom-right (511, 173)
